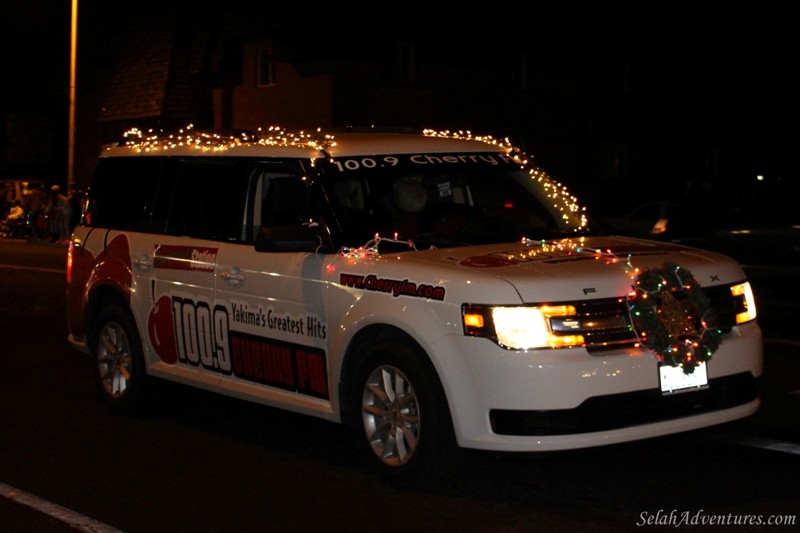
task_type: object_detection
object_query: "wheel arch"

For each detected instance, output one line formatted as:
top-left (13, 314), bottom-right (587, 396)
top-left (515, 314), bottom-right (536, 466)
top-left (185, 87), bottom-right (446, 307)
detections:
top-left (337, 323), bottom-right (447, 427)
top-left (338, 322), bottom-right (463, 480)
top-left (85, 284), bottom-right (131, 354)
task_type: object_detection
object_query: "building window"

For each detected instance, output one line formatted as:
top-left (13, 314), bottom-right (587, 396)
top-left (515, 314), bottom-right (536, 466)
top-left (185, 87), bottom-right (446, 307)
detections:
top-left (257, 47), bottom-right (275, 87)
top-left (511, 50), bottom-right (527, 90)
top-left (394, 42), bottom-right (415, 84)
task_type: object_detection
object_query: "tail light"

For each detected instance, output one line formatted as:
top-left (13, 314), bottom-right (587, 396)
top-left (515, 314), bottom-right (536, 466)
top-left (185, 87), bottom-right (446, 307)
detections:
top-left (66, 240), bottom-right (74, 284)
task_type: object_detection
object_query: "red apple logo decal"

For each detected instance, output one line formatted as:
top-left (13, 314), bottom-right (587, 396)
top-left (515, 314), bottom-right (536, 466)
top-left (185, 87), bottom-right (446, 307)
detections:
top-left (104, 234), bottom-right (133, 303)
top-left (148, 295), bottom-right (178, 364)
top-left (459, 255), bottom-right (514, 268)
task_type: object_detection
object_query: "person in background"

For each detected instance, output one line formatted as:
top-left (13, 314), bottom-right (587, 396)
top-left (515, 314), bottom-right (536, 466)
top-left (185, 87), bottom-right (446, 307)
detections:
top-left (47, 185), bottom-right (72, 244)
top-left (1, 199), bottom-right (25, 237)
top-left (2, 187), bottom-right (14, 213)
top-left (68, 183), bottom-right (83, 232)
top-left (25, 183), bottom-right (47, 241)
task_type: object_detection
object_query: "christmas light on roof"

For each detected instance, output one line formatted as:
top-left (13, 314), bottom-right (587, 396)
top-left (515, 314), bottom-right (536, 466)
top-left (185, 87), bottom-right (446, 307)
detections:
top-left (422, 129), bottom-right (587, 230)
top-left (115, 124), bottom-right (586, 230)
top-left (119, 124), bottom-right (334, 152)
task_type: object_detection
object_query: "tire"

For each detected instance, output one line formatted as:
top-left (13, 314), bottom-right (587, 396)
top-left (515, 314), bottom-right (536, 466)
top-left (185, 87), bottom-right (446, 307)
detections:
top-left (91, 304), bottom-right (149, 416)
top-left (352, 338), bottom-right (461, 482)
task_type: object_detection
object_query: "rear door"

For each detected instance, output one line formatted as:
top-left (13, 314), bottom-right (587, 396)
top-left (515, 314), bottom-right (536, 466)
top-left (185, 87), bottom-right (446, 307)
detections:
top-left (130, 159), bottom-right (250, 388)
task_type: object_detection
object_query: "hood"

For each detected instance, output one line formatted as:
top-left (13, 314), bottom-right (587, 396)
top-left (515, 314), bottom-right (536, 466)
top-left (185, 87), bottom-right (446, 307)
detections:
top-left (402, 235), bottom-right (748, 303)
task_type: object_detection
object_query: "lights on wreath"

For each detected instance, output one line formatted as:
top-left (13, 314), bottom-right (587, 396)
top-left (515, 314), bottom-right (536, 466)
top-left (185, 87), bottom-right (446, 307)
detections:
top-left (522, 242), bottom-right (724, 374)
top-left (626, 262), bottom-right (722, 374)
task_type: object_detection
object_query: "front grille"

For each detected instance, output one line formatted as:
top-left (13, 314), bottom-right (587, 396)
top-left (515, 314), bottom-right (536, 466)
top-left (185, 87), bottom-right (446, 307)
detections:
top-left (553, 284), bottom-right (741, 353)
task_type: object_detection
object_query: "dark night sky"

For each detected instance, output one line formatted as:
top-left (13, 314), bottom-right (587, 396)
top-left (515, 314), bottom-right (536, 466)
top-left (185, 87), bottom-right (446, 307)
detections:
top-left (2, 2), bottom-right (798, 188)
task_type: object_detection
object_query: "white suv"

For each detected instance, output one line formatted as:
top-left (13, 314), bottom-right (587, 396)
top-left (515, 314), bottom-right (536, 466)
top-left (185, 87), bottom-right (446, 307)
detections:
top-left (66, 128), bottom-right (762, 479)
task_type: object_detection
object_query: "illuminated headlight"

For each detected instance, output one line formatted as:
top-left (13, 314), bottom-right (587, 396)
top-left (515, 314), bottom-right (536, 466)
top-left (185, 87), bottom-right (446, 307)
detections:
top-left (731, 281), bottom-right (757, 324)
top-left (462, 304), bottom-right (584, 350)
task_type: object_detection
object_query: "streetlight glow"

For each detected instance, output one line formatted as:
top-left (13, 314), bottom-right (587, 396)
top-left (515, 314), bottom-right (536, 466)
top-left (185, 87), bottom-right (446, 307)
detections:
top-left (68, 0), bottom-right (78, 188)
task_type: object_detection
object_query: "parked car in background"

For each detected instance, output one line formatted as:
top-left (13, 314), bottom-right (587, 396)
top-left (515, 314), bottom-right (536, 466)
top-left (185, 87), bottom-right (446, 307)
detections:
top-left (601, 200), bottom-right (683, 238)
top-left (667, 178), bottom-right (800, 330)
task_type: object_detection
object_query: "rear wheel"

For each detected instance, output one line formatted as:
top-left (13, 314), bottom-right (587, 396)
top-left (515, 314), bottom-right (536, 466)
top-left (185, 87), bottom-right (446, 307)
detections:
top-left (352, 338), bottom-right (460, 481)
top-left (91, 305), bottom-right (149, 415)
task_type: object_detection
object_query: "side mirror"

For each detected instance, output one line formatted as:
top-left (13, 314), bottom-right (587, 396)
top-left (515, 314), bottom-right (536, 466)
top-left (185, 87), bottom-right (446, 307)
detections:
top-left (254, 224), bottom-right (336, 253)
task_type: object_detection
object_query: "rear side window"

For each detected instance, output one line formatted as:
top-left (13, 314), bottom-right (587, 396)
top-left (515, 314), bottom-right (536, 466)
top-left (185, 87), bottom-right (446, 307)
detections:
top-left (85, 156), bottom-right (301, 242)
top-left (165, 161), bottom-right (249, 241)
top-left (85, 157), bottom-right (163, 229)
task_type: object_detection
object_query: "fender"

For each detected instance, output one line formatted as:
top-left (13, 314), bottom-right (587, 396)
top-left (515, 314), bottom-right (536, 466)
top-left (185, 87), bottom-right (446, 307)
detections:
top-left (66, 231), bottom-right (133, 339)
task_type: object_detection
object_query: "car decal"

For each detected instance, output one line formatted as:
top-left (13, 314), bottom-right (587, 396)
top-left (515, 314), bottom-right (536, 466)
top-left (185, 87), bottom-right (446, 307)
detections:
top-left (153, 244), bottom-right (218, 272)
top-left (230, 300), bottom-right (327, 340)
top-left (459, 255), bottom-right (516, 268)
top-left (339, 273), bottom-right (446, 301)
top-left (328, 152), bottom-right (516, 173)
top-left (104, 234), bottom-right (133, 295)
top-left (147, 293), bottom-right (329, 399)
top-left (229, 330), bottom-right (328, 398)
top-left (147, 294), bottom-right (180, 364)
top-left (67, 232), bottom-right (133, 335)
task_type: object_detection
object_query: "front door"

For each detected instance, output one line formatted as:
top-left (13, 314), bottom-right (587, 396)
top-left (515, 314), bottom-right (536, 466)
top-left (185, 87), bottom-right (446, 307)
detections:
top-left (213, 164), bottom-right (333, 414)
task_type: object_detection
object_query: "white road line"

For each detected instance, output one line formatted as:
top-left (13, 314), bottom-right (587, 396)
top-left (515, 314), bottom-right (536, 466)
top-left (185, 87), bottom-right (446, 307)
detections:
top-left (0, 482), bottom-right (124, 533)
top-left (737, 437), bottom-right (800, 457)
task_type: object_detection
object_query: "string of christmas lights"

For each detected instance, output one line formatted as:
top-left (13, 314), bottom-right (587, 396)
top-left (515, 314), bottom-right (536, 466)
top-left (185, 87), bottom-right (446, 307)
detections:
top-left (339, 233), bottom-right (417, 259)
top-left (573, 241), bottom-right (720, 373)
top-left (627, 262), bottom-right (721, 373)
top-left (423, 129), bottom-right (587, 231)
top-left (117, 124), bottom-right (716, 370)
top-left (519, 238), bottom-right (721, 372)
top-left (119, 124), bottom-right (333, 152)
top-left (117, 125), bottom-right (587, 232)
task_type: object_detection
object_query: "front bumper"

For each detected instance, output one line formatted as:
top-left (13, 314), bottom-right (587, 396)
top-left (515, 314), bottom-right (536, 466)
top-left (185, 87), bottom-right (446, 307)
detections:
top-left (490, 372), bottom-right (756, 436)
top-left (430, 322), bottom-right (763, 452)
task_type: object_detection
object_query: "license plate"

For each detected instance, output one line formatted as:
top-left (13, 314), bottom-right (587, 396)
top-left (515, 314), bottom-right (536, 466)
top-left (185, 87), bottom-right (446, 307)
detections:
top-left (659, 362), bottom-right (708, 394)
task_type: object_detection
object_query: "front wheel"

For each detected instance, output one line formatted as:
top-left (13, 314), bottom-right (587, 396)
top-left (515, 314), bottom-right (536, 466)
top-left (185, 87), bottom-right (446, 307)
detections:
top-left (353, 338), bottom-right (460, 481)
top-left (91, 304), bottom-right (149, 415)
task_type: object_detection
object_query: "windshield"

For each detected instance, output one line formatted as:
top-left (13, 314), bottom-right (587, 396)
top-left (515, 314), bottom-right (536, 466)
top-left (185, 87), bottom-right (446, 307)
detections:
top-left (320, 151), bottom-right (587, 249)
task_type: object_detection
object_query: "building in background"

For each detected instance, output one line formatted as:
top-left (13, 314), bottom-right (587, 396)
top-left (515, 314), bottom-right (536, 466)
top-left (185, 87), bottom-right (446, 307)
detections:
top-left (2, 4), bottom-right (794, 215)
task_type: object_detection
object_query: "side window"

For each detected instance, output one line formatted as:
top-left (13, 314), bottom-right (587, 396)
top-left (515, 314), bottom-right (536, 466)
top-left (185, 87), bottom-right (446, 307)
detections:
top-left (85, 157), bottom-right (163, 229)
top-left (262, 176), bottom-right (312, 225)
top-left (393, 41), bottom-right (415, 84)
top-left (254, 169), bottom-right (315, 227)
top-left (166, 161), bottom-right (248, 241)
top-left (257, 46), bottom-right (276, 87)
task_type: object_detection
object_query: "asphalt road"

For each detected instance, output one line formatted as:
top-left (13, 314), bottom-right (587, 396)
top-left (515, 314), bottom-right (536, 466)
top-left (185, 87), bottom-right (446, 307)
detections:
top-left (1, 238), bottom-right (798, 532)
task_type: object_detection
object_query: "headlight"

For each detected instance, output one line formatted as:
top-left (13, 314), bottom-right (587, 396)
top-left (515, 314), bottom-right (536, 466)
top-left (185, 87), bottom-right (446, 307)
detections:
top-left (731, 281), bottom-right (757, 324)
top-left (462, 304), bottom-right (584, 350)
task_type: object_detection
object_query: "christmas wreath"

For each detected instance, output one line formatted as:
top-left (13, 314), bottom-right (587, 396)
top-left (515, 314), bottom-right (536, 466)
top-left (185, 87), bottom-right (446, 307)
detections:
top-left (627, 262), bottom-right (722, 374)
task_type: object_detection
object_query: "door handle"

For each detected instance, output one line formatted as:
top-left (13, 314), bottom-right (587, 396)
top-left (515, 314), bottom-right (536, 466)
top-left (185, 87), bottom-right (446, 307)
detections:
top-left (132, 254), bottom-right (153, 273)
top-left (220, 267), bottom-right (245, 287)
